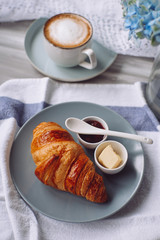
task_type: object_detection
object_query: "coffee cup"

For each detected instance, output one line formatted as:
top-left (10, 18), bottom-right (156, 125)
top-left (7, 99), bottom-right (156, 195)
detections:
top-left (43, 13), bottom-right (97, 69)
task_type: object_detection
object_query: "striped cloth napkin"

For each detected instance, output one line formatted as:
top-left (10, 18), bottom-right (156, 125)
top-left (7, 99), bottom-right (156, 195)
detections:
top-left (0, 77), bottom-right (160, 240)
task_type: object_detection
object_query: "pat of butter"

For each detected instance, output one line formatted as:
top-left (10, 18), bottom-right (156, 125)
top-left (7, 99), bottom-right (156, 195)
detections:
top-left (98, 145), bottom-right (122, 169)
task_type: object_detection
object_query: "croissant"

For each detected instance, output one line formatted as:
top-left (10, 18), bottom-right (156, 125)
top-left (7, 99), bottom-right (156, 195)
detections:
top-left (31, 122), bottom-right (107, 203)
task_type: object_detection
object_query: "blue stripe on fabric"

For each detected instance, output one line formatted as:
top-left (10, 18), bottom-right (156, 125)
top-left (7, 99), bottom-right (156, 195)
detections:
top-left (0, 97), bottom-right (50, 127)
top-left (0, 96), bottom-right (159, 131)
top-left (108, 105), bottom-right (158, 132)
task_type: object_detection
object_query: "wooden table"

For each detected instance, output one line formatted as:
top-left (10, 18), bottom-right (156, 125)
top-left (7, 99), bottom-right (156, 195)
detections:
top-left (0, 20), bottom-right (154, 85)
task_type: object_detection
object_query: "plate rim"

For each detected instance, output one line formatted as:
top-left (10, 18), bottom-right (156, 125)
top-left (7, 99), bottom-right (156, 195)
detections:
top-left (24, 18), bottom-right (117, 82)
top-left (10, 101), bottom-right (144, 222)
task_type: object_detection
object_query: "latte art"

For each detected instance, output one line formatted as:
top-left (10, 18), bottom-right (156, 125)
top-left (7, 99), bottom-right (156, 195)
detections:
top-left (44, 14), bottom-right (92, 48)
top-left (49, 19), bottom-right (87, 46)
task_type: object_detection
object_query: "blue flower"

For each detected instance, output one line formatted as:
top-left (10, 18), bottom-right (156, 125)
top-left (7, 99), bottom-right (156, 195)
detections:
top-left (122, 0), bottom-right (160, 45)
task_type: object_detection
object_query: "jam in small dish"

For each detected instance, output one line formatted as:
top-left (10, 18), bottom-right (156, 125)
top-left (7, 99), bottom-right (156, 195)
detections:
top-left (79, 120), bottom-right (105, 143)
top-left (77, 116), bottom-right (108, 149)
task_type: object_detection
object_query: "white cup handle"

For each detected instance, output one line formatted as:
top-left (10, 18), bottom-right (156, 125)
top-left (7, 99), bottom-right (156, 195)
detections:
top-left (79, 48), bottom-right (97, 70)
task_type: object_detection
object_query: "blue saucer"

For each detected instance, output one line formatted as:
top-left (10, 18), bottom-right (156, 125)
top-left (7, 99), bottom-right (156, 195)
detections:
top-left (25, 18), bottom-right (117, 82)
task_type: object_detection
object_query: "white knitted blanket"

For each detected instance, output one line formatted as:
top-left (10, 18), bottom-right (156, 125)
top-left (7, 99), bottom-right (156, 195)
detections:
top-left (0, 0), bottom-right (157, 57)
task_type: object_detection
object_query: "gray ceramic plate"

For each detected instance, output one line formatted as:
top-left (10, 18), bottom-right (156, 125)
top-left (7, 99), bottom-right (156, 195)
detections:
top-left (24, 18), bottom-right (117, 82)
top-left (10, 102), bottom-right (144, 222)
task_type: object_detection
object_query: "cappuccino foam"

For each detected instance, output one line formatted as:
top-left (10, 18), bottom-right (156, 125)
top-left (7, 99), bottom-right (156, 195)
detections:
top-left (44, 14), bottom-right (92, 48)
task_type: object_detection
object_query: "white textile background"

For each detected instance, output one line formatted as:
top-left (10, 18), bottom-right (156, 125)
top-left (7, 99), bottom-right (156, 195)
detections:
top-left (0, 0), bottom-right (158, 57)
top-left (0, 78), bottom-right (160, 240)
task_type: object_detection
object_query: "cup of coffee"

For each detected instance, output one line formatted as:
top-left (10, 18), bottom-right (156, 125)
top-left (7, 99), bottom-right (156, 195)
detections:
top-left (43, 13), bottom-right (97, 69)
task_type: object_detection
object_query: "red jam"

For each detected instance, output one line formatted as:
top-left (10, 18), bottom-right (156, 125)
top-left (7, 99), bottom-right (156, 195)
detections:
top-left (79, 120), bottom-right (105, 143)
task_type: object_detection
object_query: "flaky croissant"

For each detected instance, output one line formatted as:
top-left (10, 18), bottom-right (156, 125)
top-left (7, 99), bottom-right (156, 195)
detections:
top-left (31, 122), bottom-right (107, 203)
